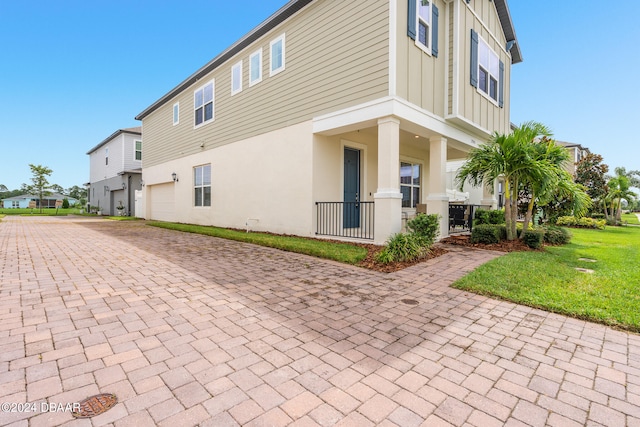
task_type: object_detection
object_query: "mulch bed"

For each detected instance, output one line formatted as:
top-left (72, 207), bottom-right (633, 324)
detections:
top-left (349, 242), bottom-right (447, 273)
top-left (440, 234), bottom-right (536, 252)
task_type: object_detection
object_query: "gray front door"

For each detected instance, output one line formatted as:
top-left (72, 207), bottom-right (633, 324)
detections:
top-left (343, 147), bottom-right (360, 228)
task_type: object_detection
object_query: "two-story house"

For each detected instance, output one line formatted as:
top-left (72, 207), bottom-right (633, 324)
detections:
top-left (135, 0), bottom-right (521, 244)
top-left (87, 127), bottom-right (143, 216)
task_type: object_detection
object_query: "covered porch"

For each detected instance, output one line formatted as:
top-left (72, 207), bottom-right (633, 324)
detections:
top-left (311, 98), bottom-right (497, 244)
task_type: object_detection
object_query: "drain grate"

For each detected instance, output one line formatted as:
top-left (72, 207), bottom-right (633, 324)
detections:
top-left (72, 393), bottom-right (118, 418)
top-left (400, 299), bottom-right (419, 305)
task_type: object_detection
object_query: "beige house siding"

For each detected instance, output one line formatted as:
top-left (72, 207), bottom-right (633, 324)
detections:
top-left (456, 0), bottom-right (511, 135)
top-left (142, 0), bottom-right (390, 169)
top-left (395, 0), bottom-right (446, 118)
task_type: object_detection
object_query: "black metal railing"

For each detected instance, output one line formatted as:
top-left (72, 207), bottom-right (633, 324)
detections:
top-left (315, 201), bottom-right (374, 240)
top-left (449, 204), bottom-right (478, 234)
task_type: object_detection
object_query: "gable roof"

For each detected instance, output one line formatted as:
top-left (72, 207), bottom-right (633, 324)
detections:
top-left (135, 0), bottom-right (522, 121)
top-left (86, 126), bottom-right (142, 155)
top-left (494, 0), bottom-right (522, 64)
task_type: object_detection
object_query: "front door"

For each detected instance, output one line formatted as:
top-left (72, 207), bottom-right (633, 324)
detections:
top-left (343, 147), bottom-right (360, 228)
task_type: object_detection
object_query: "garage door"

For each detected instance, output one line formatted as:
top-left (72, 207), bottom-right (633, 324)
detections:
top-left (149, 183), bottom-right (175, 222)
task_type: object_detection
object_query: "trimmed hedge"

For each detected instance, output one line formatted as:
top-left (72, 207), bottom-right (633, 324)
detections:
top-left (470, 224), bottom-right (501, 244)
top-left (523, 230), bottom-right (545, 249)
top-left (557, 216), bottom-right (606, 230)
top-left (543, 226), bottom-right (572, 245)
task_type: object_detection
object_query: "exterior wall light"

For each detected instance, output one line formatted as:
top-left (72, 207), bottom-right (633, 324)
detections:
top-left (172, 172), bottom-right (178, 182)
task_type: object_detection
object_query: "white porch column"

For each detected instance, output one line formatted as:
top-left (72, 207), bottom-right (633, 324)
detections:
top-left (481, 179), bottom-right (498, 209)
top-left (374, 117), bottom-right (402, 244)
top-left (426, 135), bottom-right (450, 239)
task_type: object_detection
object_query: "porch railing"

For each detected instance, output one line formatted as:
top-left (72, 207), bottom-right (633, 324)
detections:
top-left (449, 204), bottom-right (481, 234)
top-left (315, 201), bottom-right (374, 240)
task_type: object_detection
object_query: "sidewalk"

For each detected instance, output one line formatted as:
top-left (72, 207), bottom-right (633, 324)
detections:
top-left (1, 216), bottom-right (639, 426)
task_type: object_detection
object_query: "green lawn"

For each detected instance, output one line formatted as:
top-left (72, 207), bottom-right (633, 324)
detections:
top-left (0, 208), bottom-right (84, 216)
top-left (622, 212), bottom-right (640, 225)
top-left (147, 221), bottom-right (368, 265)
top-left (453, 226), bottom-right (640, 331)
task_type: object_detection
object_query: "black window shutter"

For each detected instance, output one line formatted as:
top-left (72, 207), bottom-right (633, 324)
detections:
top-left (470, 29), bottom-right (478, 88)
top-left (499, 60), bottom-right (505, 107)
top-left (408, 0), bottom-right (416, 40)
top-left (432, 4), bottom-right (439, 57)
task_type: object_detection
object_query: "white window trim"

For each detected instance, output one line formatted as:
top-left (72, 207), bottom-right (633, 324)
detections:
top-left (173, 102), bottom-right (179, 126)
top-left (134, 140), bottom-right (142, 162)
top-left (414, 0), bottom-right (432, 55)
top-left (269, 34), bottom-right (286, 77)
top-left (249, 48), bottom-right (263, 87)
top-left (193, 164), bottom-right (212, 208)
top-left (193, 80), bottom-right (215, 129)
top-left (476, 35), bottom-right (500, 106)
top-left (231, 61), bottom-right (243, 96)
top-left (400, 156), bottom-right (423, 210)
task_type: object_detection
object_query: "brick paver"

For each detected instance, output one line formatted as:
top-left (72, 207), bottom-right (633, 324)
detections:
top-left (1, 216), bottom-right (640, 426)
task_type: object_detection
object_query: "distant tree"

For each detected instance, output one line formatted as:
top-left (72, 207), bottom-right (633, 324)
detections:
top-left (62, 198), bottom-right (70, 209)
top-left (66, 185), bottom-right (86, 200)
top-left (25, 164), bottom-right (53, 213)
top-left (605, 171), bottom-right (637, 222)
top-left (574, 152), bottom-right (609, 214)
top-left (0, 184), bottom-right (7, 193)
top-left (50, 184), bottom-right (64, 194)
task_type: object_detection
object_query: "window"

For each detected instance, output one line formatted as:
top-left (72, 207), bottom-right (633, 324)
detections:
top-left (249, 49), bottom-right (262, 86)
top-left (270, 34), bottom-right (285, 76)
top-left (12, 201), bottom-right (19, 208)
top-left (400, 162), bottom-right (421, 208)
top-left (135, 140), bottom-right (142, 161)
top-left (194, 164), bottom-right (211, 207)
top-left (194, 81), bottom-right (214, 127)
top-left (408, 0), bottom-right (439, 56)
top-left (173, 102), bottom-right (179, 125)
top-left (470, 30), bottom-right (504, 107)
top-left (105, 147), bottom-right (109, 166)
top-left (231, 61), bottom-right (242, 95)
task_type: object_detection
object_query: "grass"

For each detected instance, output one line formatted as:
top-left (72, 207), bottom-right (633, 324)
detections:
top-left (453, 226), bottom-right (640, 331)
top-left (622, 212), bottom-right (640, 225)
top-left (147, 221), bottom-right (368, 265)
top-left (0, 208), bottom-right (84, 216)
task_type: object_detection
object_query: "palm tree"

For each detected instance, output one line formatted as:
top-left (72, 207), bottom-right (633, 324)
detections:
top-left (606, 173), bottom-right (637, 222)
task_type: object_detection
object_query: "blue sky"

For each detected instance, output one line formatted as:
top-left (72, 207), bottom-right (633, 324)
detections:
top-left (1, 1), bottom-right (638, 191)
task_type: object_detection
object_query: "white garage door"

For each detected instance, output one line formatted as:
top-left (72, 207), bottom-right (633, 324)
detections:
top-left (149, 183), bottom-right (175, 222)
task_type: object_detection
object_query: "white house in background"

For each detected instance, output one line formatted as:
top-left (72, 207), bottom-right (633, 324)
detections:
top-left (135, 0), bottom-right (522, 243)
top-left (2, 193), bottom-right (78, 209)
top-left (87, 127), bottom-right (143, 216)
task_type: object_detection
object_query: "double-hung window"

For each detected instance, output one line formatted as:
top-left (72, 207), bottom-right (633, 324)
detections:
top-left (135, 140), bottom-right (142, 161)
top-left (194, 81), bottom-right (214, 127)
top-left (194, 164), bottom-right (211, 207)
top-left (408, 0), bottom-right (439, 56)
top-left (470, 29), bottom-right (504, 107)
top-left (400, 162), bottom-right (421, 208)
top-left (270, 34), bottom-right (285, 76)
top-left (231, 61), bottom-right (242, 95)
top-left (249, 49), bottom-right (262, 86)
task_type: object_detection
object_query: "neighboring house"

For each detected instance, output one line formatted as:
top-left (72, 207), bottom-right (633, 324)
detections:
top-left (87, 127), bottom-right (143, 216)
top-left (556, 140), bottom-right (588, 176)
top-left (135, 0), bottom-right (522, 243)
top-left (2, 193), bottom-right (78, 209)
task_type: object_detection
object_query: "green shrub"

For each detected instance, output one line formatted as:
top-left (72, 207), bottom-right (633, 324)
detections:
top-left (406, 213), bottom-right (439, 246)
top-left (489, 209), bottom-right (506, 224)
top-left (470, 224), bottom-right (501, 244)
top-left (496, 224), bottom-right (508, 241)
top-left (62, 198), bottom-right (70, 209)
top-left (556, 216), bottom-right (576, 226)
top-left (543, 226), bottom-right (572, 245)
top-left (375, 233), bottom-right (428, 264)
top-left (558, 216), bottom-right (606, 230)
top-left (590, 213), bottom-right (605, 219)
top-left (522, 230), bottom-right (545, 249)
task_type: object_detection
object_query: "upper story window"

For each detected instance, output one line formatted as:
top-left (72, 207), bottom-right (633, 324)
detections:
top-left (194, 81), bottom-right (214, 127)
top-left (270, 34), bottom-right (285, 76)
top-left (194, 164), bottom-right (211, 207)
top-left (249, 49), bottom-right (262, 86)
top-left (135, 140), bottom-right (142, 161)
top-left (231, 61), bottom-right (243, 95)
top-left (408, 0), bottom-right (439, 57)
top-left (400, 161), bottom-right (421, 208)
top-left (105, 147), bottom-right (109, 165)
top-left (471, 30), bottom-right (504, 107)
top-left (173, 102), bottom-right (179, 125)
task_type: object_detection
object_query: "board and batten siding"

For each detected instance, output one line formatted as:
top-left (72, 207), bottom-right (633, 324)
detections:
top-left (142, 0), bottom-right (389, 169)
top-left (456, 0), bottom-right (511, 135)
top-left (395, 0), bottom-right (446, 118)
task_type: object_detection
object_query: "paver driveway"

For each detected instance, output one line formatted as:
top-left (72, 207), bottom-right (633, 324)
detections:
top-left (1, 216), bottom-right (639, 427)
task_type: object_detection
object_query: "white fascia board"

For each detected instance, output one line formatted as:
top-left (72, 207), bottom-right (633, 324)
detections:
top-left (313, 96), bottom-right (487, 148)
